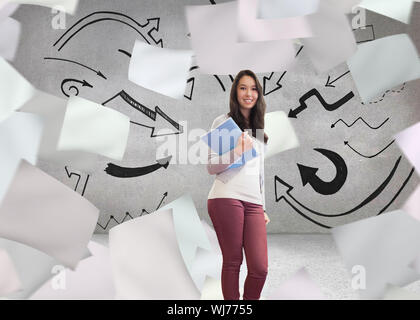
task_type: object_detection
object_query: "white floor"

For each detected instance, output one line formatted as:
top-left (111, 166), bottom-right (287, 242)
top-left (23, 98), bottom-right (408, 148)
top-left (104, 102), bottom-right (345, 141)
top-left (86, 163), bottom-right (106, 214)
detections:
top-left (92, 233), bottom-right (420, 300)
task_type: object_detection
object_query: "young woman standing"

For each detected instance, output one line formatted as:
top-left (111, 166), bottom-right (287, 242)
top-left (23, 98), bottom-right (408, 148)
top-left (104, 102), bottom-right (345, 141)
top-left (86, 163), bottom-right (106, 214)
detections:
top-left (207, 69), bottom-right (270, 300)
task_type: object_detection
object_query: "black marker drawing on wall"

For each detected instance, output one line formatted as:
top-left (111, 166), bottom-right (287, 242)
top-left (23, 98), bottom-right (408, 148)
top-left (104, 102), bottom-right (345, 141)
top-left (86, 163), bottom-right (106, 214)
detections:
top-left (263, 71), bottom-right (286, 96)
top-left (105, 155), bottom-right (172, 178)
top-left (102, 90), bottom-right (183, 137)
top-left (65, 166), bottom-right (90, 196)
top-left (60, 78), bottom-right (93, 97)
top-left (288, 89), bottom-right (355, 118)
top-left (53, 12), bottom-right (163, 51)
top-left (378, 167), bottom-right (415, 215)
top-left (97, 192), bottom-right (168, 230)
top-left (275, 155), bottom-right (402, 220)
top-left (325, 70), bottom-right (350, 88)
top-left (344, 139), bottom-right (395, 159)
top-left (331, 116), bottom-right (389, 129)
top-left (44, 57), bottom-right (107, 79)
top-left (184, 65), bottom-right (199, 100)
top-left (213, 74), bottom-right (234, 92)
top-left (297, 148), bottom-right (348, 195)
top-left (361, 83), bottom-right (406, 105)
top-left (353, 24), bottom-right (376, 44)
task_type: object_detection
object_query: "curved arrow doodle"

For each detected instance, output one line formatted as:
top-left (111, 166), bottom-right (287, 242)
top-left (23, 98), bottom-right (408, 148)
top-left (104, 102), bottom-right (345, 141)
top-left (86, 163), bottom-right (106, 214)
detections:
top-left (105, 155), bottom-right (172, 178)
top-left (44, 57), bottom-right (107, 79)
top-left (60, 78), bottom-right (93, 97)
top-left (288, 89), bottom-right (354, 118)
top-left (97, 192), bottom-right (168, 230)
top-left (297, 148), bottom-right (348, 195)
top-left (275, 155), bottom-right (402, 217)
top-left (331, 116), bottom-right (389, 129)
top-left (377, 167), bottom-right (415, 215)
top-left (344, 139), bottom-right (395, 159)
top-left (53, 12), bottom-right (163, 51)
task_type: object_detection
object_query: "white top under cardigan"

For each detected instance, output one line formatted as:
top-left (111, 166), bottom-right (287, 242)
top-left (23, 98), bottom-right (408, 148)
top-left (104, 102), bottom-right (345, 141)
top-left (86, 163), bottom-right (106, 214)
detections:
top-left (206, 114), bottom-right (267, 211)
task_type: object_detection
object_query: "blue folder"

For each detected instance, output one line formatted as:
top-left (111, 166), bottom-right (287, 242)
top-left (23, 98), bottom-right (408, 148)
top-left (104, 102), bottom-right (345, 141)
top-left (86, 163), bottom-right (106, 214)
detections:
top-left (201, 117), bottom-right (258, 169)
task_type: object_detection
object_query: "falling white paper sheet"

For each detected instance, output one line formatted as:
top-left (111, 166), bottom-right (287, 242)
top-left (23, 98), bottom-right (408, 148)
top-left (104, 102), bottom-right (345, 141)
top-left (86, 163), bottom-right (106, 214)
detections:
top-left (1, 0), bottom-right (78, 14)
top-left (0, 17), bottom-right (20, 61)
top-left (332, 210), bottom-right (420, 299)
top-left (30, 241), bottom-right (115, 300)
top-left (358, 0), bottom-right (414, 24)
top-left (0, 238), bottom-right (59, 299)
top-left (57, 95), bottom-right (130, 161)
top-left (257, 0), bottom-right (320, 19)
top-left (0, 57), bottom-right (35, 123)
top-left (395, 121), bottom-right (420, 176)
top-left (268, 267), bottom-right (326, 299)
top-left (383, 284), bottom-right (420, 300)
top-left (185, 1), bottom-right (295, 74)
top-left (0, 248), bottom-right (22, 296)
top-left (0, 160), bottom-right (99, 270)
top-left (302, 0), bottom-right (357, 72)
top-left (402, 184), bottom-right (420, 222)
top-left (20, 90), bottom-right (98, 170)
top-left (0, 112), bottom-right (43, 206)
top-left (347, 34), bottom-right (420, 103)
top-left (264, 111), bottom-right (299, 159)
top-left (159, 194), bottom-right (212, 276)
top-left (237, 0), bottom-right (313, 42)
top-left (128, 41), bottom-right (193, 99)
top-left (109, 209), bottom-right (200, 300)
top-left (0, 3), bottom-right (19, 21)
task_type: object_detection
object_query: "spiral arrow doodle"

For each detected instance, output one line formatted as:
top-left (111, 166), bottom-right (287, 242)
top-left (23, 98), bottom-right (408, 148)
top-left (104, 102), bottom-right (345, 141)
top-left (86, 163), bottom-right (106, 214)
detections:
top-left (297, 148), bottom-right (348, 195)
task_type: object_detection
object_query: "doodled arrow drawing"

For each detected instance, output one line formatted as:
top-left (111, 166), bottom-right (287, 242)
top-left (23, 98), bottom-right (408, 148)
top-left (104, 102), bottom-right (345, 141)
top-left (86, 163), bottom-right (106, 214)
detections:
top-left (105, 155), bottom-right (172, 178)
top-left (53, 12), bottom-right (163, 51)
top-left (102, 90), bottom-right (183, 137)
top-left (331, 116), bottom-right (389, 129)
top-left (288, 89), bottom-right (355, 118)
top-left (297, 148), bottom-right (348, 195)
top-left (44, 57), bottom-right (107, 79)
top-left (97, 192), bottom-right (168, 230)
top-left (325, 71), bottom-right (350, 88)
top-left (344, 139), bottom-right (395, 159)
top-left (60, 78), bottom-right (93, 97)
top-left (275, 155), bottom-right (402, 218)
top-left (263, 71), bottom-right (286, 96)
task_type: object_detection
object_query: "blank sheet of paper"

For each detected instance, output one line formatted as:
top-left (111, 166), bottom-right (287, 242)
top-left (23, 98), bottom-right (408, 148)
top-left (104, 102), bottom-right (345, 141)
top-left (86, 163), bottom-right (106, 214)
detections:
top-left (109, 209), bottom-right (200, 300)
top-left (129, 40), bottom-right (193, 99)
top-left (57, 95), bottom-right (130, 161)
top-left (0, 248), bottom-right (22, 296)
top-left (395, 121), bottom-right (420, 176)
top-left (0, 160), bottom-right (99, 269)
top-left (347, 34), bottom-right (420, 103)
top-left (0, 57), bottom-right (35, 122)
top-left (0, 112), bottom-right (43, 206)
top-left (332, 210), bottom-right (420, 299)
top-left (185, 1), bottom-right (295, 74)
top-left (0, 17), bottom-right (20, 61)
top-left (264, 111), bottom-right (299, 159)
top-left (257, 0), bottom-right (320, 19)
top-left (358, 0), bottom-right (414, 24)
top-left (238, 0), bottom-right (313, 42)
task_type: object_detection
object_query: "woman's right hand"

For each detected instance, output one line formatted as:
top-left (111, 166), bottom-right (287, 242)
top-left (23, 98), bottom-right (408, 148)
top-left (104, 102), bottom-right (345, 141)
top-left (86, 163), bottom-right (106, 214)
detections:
top-left (234, 132), bottom-right (253, 156)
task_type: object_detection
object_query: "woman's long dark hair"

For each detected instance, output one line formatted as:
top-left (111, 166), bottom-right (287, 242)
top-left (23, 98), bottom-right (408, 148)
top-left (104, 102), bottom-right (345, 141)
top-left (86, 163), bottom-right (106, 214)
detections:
top-left (228, 70), bottom-right (269, 144)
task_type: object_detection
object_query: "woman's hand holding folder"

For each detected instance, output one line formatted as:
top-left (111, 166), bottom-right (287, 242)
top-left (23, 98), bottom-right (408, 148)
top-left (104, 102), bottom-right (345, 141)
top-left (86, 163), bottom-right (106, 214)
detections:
top-left (234, 132), bottom-right (253, 157)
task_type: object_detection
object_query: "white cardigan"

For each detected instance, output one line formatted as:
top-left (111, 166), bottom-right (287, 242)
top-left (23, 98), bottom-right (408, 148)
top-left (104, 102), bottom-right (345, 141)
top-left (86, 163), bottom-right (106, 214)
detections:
top-left (206, 114), bottom-right (266, 211)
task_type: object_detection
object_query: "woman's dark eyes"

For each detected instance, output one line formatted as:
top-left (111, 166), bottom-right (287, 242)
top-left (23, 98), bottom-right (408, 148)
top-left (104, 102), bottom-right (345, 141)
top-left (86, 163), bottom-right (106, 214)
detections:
top-left (240, 87), bottom-right (257, 90)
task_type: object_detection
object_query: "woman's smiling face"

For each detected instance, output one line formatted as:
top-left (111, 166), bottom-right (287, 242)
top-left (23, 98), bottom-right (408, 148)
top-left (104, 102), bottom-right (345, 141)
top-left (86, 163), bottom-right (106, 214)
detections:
top-left (236, 75), bottom-right (259, 112)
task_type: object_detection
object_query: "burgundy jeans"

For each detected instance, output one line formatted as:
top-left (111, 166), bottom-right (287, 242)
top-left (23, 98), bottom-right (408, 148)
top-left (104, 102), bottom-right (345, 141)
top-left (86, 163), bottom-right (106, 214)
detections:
top-left (207, 198), bottom-right (268, 300)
